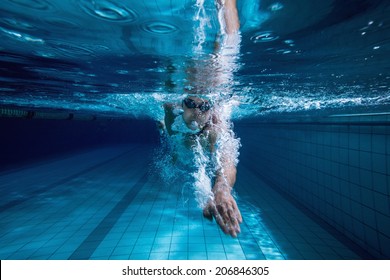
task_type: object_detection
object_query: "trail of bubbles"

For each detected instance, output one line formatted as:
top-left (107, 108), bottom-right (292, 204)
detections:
top-left (191, 137), bottom-right (214, 208)
top-left (189, 101), bottom-right (241, 209)
top-left (232, 89), bottom-right (390, 119)
top-left (192, 0), bottom-right (210, 55)
top-left (151, 131), bottom-right (196, 205)
top-left (212, 102), bottom-right (242, 177)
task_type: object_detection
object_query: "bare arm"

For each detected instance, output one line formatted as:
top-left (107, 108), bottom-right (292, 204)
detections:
top-left (204, 117), bottom-right (242, 237)
top-left (217, 0), bottom-right (240, 34)
top-left (201, 0), bottom-right (242, 238)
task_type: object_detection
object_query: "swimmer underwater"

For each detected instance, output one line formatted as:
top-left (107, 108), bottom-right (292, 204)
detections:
top-left (160, 0), bottom-right (242, 237)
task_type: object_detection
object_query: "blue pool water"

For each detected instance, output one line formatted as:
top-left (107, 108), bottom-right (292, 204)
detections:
top-left (0, 0), bottom-right (389, 259)
top-left (0, 138), bottom-right (372, 260)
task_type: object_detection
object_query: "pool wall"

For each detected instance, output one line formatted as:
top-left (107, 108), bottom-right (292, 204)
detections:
top-left (236, 113), bottom-right (390, 259)
top-left (0, 117), bottom-right (159, 170)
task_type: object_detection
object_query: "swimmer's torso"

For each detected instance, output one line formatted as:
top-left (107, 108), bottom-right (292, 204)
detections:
top-left (170, 114), bottom-right (213, 150)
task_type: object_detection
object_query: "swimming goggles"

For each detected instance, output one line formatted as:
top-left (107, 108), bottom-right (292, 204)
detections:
top-left (183, 98), bottom-right (212, 112)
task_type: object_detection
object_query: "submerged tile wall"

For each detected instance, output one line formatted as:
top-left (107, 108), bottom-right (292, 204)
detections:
top-left (236, 113), bottom-right (390, 259)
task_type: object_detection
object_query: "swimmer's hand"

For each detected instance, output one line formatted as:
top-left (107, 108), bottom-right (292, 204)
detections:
top-left (203, 182), bottom-right (242, 237)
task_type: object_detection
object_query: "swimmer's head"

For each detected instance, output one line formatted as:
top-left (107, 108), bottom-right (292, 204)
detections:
top-left (182, 96), bottom-right (212, 130)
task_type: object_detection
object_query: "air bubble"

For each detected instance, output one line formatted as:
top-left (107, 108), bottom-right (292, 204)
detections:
top-left (250, 31), bottom-right (279, 43)
top-left (142, 21), bottom-right (178, 35)
top-left (79, 0), bottom-right (137, 22)
top-left (269, 2), bottom-right (284, 11)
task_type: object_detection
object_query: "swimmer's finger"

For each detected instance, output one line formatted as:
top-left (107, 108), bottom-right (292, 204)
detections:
top-left (226, 207), bottom-right (240, 237)
top-left (211, 205), bottom-right (229, 234)
top-left (231, 199), bottom-right (243, 223)
top-left (217, 204), bottom-right (228, 223)
top-left (218, 204), bottom-right (234, 235)
top-left (227, 207), bottom-right (237, 227)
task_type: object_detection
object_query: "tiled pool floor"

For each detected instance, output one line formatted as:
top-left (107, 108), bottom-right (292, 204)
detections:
top-left (0, 144), bottom-right (368, 259)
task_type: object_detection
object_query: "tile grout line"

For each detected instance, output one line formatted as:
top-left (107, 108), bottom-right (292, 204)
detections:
top-left (0, 147), bottom-right (138, 213)
top-left (68, 171), bottom-right (149, 260)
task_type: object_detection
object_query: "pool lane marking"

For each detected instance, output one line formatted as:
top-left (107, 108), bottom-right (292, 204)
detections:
top-left (68, 171), bottom-right (149, 260)
top-left (0, 147), bottom-right (139, 213)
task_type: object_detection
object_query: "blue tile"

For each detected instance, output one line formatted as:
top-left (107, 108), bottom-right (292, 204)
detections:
top-left (372, 154), bottom-right (387, 174)
top-left (47, 251), bottom-right (73, 260)
top-left (153, 236), bottom-right (172, 244)
top-left (376, 213), bottom-right (390, 236)
top-left (359, 151), bottom-right (372, 170)
top-left (265, 253), bottom-right (285, 260)
top-left (171, 235), bottom-right (188, 244)
top-left (149, 252), bottom-right (169, 260)
top-left (359, 134), bottom-right (372, 152)
top-left (90, 250), bottom-right (111, 259)
top-left (379, 233), bottom-right (390, 257)
top-left (372, 135), bottom-right (386, 154)
top-left (226, 251), bottom-right (246, 260)
top-left (207, 251), bottom-right (226, 260)
top-left (373, 173), bottom-right (388, 195)
top-left (168, 251), bottom-right (188, 260)
top-left (169, 243), bottom-right (187, 252)
top-left (129, 253), bottom-right (149, 260)
top-left (374, 192), bottom-right (390, 216)
top-left (111, 246), bottom-right (132, 256)
top-left (188, 251), bottom-right (207, 260)
top-left (109, 255), bottom-right (128, 260)
top-left (317, 252), bottom-right (341, 260)
top-left (359, 169), bottom-right (372, 189)
top-left (361, 188), bottom-right (375, 208)
top-left (116, 237), bottom-right (137, 247)
top-left (171, 229), bottom-right (188, 236)
top-left (244, 252), bottom-right (266, 260)
top-left (362, 206), bottom-right (376, 229)
top-left (205, 236), bottom-right (222, 244)
top-left (151, 243), bottom-right (170, 253)
top-left (363, 226), bottom-right (380, 250)
top-left (206, 243), bottom-right (224, 252)
top-left (188, 243), bottom-right (206, 252)
top-left (223, 244), bottom-right (243, 253)
top-left (284, 250), bottom-right (304, 259)
top-left (135, 238), bottom-right (155, 245)
top-left (352, 219), bottom-right (365, 238)
top-left (350, 185), bottom-right (361, 203)
top-left (188, 235), bottom-right (205, 243)
top-left (1, 143), bottom-right (378, 261)
top-left (132, 244), bottom-right (152, 253)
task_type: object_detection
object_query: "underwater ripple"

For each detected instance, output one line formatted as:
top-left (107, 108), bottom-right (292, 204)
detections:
top-left (43, 17), bottom-right (80, 30)
top-left (141, 21), bottom-right (179, 35)
top-left (49, 41), bottom-right (95, 58)
top-left (250, 31), bottom-right (279, 43)
top-left (6, 0), bottom-right (53, 10)
top-left (78, 0), bottom-right (137, 22)
top-left (1, 18), bottom-right (37, 31)
top-left (0, 26), bottom-right (45, 45)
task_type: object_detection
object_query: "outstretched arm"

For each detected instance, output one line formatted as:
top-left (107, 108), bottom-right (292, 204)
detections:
top-left (217, 0), bottom-right (240, 34)
top-left (203, 118), bottom-right (242, 237)
top-left (202, 0), bottom-right (242, 238)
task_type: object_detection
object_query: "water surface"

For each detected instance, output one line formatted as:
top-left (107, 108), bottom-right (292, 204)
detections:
top-left (0, 0), bottom-right (388, 119)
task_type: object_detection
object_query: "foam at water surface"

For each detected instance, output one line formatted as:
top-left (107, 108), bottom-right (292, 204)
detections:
top-left (0, 0), bottom-right (388, 119)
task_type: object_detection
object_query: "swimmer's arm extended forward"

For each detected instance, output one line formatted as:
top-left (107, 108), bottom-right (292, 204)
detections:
top-left (201, 0), bottom-right (242, 238)
top-left (203, 122), bottom-right (242, 237)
